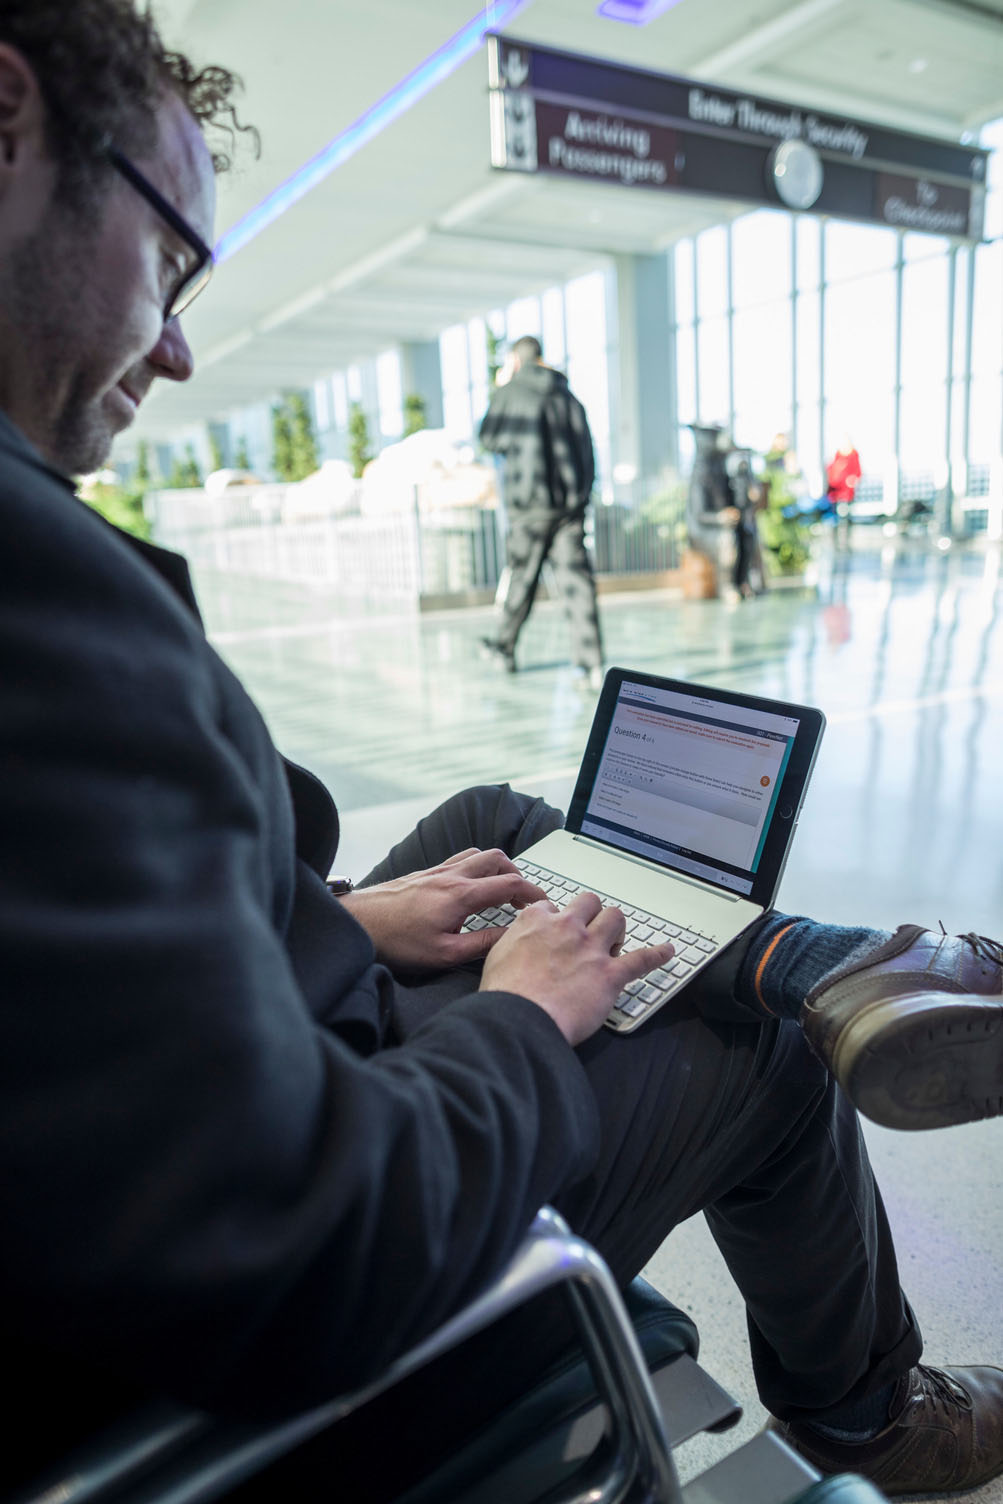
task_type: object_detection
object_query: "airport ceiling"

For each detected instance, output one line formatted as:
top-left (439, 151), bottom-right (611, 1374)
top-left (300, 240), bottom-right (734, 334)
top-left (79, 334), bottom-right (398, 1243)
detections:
top-left (131, 0), bottom-right (1003, 443)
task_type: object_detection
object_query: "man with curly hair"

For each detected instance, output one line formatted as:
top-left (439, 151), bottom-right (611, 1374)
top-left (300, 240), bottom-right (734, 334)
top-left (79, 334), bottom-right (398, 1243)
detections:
top-left (1, 3), bottom-right (1001, 1499)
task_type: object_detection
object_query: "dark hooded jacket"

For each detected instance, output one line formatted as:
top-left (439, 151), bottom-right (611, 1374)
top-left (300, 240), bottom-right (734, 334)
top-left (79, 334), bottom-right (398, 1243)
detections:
top-left (479, 363), bottom-right (595, 520)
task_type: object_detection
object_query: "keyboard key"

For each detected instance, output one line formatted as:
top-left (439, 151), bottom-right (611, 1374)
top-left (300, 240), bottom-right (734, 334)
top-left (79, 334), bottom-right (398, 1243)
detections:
top-left (618, 997), bottom-right (647, 1017)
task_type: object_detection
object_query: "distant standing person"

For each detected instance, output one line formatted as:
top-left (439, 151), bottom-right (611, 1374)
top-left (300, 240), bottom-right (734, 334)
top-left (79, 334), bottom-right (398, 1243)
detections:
top-left (826, 435), bottom-right (862, 541)
top-left (479, 337), bottom-right (603, 688)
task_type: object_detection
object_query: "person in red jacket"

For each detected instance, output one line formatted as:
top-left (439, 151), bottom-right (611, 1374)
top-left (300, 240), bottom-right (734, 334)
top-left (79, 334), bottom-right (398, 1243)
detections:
top-left (826, 436), bottom-right (862, 518)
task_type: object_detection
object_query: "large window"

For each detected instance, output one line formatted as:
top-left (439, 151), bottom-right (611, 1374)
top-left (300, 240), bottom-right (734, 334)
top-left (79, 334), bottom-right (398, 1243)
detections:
top-left (670, 119), bottom-right (1002, 514)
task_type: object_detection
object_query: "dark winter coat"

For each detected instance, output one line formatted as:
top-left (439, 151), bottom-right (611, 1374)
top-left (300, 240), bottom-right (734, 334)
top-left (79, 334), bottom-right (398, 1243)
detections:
top-left (0, 411), bottom-right (599, 1488)
top-left (479, 363), bottom-right (595, 519)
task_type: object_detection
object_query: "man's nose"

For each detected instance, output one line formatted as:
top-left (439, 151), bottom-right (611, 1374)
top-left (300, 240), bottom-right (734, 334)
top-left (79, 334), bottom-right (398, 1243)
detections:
top-left (150, 317), bottom-right (195, 383)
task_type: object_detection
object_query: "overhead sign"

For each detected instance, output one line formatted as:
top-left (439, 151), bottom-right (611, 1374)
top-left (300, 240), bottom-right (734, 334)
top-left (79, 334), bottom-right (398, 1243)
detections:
top-left (488, 36), bottom-right (988, 241)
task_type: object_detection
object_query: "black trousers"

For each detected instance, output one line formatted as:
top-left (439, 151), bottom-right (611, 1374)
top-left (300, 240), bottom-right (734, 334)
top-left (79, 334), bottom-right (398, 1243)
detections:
top-left (267, 785), bottom-right (921, 1501)
top-left (496, 510), bottom-right (603, 670)
top-left (366, 785), bottom-right (920, 1414)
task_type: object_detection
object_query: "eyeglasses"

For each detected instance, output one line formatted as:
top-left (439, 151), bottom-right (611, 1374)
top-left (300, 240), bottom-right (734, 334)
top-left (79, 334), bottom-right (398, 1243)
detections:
top-left (107, 146), bottom-right (213, 321)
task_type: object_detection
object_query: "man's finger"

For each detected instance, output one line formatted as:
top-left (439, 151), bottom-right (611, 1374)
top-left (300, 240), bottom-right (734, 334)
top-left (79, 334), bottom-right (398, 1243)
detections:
top-left (447, 847), bottom-right (522, 879)
top-left (439, 848), bottom-right (483, 868)
top-left (615, 941), bottom-right (675, 986)
top-left (463, 872), bottom-right (549, 912)
top-left (561, 890), bottom-right (605, 924)
top-left (447, 923), bottom-right (509, 965)
top-left (586, 902), bottom-right (628, 952)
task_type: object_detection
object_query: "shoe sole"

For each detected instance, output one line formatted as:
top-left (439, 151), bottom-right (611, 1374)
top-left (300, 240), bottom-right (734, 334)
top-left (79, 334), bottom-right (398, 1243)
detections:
top-left (832, 993), bottom-right (1003, 1130)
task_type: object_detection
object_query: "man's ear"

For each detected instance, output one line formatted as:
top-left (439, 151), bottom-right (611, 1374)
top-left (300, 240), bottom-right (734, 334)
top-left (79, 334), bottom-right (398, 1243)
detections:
top-left (0, 43), bottom-right (45, 172)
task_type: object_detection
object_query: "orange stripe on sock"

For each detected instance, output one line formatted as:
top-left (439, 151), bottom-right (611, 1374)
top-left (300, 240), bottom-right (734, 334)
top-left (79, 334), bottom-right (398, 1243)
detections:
top-left (754, 923), bottom-right (797, 1016)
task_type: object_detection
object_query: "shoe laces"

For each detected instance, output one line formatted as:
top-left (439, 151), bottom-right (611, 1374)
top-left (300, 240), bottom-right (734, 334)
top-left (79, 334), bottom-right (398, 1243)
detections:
top-left (937, 922), bottom-right (1003, 964)
top-left (914, 1364), bottom-right (973, 1418)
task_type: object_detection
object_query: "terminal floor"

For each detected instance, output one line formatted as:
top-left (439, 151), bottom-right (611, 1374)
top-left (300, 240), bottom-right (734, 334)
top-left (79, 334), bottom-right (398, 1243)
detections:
top-left (196, 540), bottom-right (1003, 1500)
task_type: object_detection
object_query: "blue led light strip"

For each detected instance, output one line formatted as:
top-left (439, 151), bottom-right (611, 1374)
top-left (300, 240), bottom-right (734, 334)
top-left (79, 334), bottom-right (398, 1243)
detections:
top-left (596, 0), bottom-right (682, 23)
top-left (214, 0), bottom-right (533, 265)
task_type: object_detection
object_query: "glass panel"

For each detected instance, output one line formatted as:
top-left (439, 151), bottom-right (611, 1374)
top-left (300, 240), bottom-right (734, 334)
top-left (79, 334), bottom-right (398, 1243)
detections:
top-left (901, 254), bottom-right (949, 385)
top-left (969, 371), bottom-right (1002, 460)
top-left (949, 376), bottom-right (967, 463)
top-left (731, 209), bottom-right (792, 307)
top-left (564, 271), bottom-right (607, 372)
top-left (468, 318), bottom-right (488, 389)
top-left (903, 231), bottom-right (950, 261)
top-left (971, 240), bottom-right (1003, 377)
top-left (312, 378), bottom-right (330, 432)
top-left (795, 290), bottom-right (821, 407)
top-left (504, 295), bottom-right (541, 340)
top-left (564, 272), bottom-right (610, 491)
top-left (440, 325), bottom-right (472, 441)
top-left (899, 381), bottom-right (948, 466)
top-left (675, 323), bottom-right (696, 428)
top-left (824, 271), bottom-right (896, 472)
top-left (541, 287), bottom-right (566, 368)
top-left (825, 221), bottom-right (897, 282)
top-left (332, 372), bottom-right (348, 430)
top-left (469, 319), bottom-right (490, 428)
top-left (376, 349), bottom-right (403, 438)
top-left (732, 300), bottom-right (792, 451)
top-left (442, 387), bottom-right (473, 441)
top-left (346, 365), bottom-right (363, 402)
top-left (674, 239), bottom-right (695, 324)
top-left (952, 247), bottom-right (969, 370)
top-left (795, 216), bottom-right (821, 291)
top-left (695, 224), bottom-right (728, 318)
top-left (677, 423), bottom-right (696, 478)
top-left (439, 325), bottom-right (469, 389)
top-left (697, 315), bottom-right (729, 425)
top-left (795, 401), bottom-right (822, 480)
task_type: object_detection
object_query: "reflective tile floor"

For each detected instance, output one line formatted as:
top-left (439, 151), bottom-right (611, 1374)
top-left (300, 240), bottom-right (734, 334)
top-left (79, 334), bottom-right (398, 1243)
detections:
top-left (196, 536), bottom-right (1003, 1499)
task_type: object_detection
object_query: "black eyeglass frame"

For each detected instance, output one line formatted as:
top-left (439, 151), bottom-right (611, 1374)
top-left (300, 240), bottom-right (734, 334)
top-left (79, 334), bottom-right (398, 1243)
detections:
top-left (106, 146), bottom-right (214, 320)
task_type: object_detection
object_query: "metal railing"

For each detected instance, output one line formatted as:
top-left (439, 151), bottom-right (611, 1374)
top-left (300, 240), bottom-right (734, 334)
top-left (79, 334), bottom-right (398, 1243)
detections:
top-left (145, 485), bottom-right (683, 607)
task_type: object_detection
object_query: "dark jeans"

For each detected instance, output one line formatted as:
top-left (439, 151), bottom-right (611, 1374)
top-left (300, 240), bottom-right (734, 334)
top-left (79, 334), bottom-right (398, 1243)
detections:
top-left (364, 786), bottom-right (921, 1413)
top-left (275, 784), bottom-right (919, 1501)
top-left (496, 511), bottom-right (603, 670)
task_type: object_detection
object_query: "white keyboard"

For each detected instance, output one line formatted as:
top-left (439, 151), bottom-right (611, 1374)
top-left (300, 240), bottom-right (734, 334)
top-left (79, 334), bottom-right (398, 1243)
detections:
top-left (462, 859), bottom-right (720, 1030)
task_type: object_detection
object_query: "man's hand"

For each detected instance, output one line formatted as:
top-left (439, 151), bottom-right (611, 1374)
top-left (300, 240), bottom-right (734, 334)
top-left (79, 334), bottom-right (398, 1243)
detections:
top-left (337, 848), bottom-right (548, 972)
top-left (480, 893), bottom-right (675, 1047)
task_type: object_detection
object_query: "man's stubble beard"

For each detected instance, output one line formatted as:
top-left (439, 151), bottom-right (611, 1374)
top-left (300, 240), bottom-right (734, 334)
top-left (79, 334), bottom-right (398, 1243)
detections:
top-left (4, 205), bottom-right (118, 477)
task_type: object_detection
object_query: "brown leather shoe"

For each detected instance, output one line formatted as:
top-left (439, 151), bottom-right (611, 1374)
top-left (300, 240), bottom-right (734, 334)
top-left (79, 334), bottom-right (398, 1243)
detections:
top-left (769, 1364), bottom-right (1003, 1497)
top-left (801, 924), bottom-right (1003, 1130)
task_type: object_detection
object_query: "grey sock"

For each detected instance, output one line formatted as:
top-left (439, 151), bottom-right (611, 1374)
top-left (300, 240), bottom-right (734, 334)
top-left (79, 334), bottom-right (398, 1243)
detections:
top-left (737, 917), bottom-right (889, 1021)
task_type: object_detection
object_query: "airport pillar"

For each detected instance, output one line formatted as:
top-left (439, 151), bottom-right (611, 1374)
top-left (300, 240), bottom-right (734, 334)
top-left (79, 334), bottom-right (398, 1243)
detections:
top-left (400, 340), bottom-right (445, 430)
top-left (609, 252), bottom-right (677, 504)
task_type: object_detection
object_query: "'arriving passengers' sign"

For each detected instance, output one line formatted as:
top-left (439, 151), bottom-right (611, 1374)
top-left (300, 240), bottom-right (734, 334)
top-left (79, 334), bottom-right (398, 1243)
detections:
top-left (488, 37), bottom-right (988, 241)
top-left (539, 102), bottom-right (679, 188)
